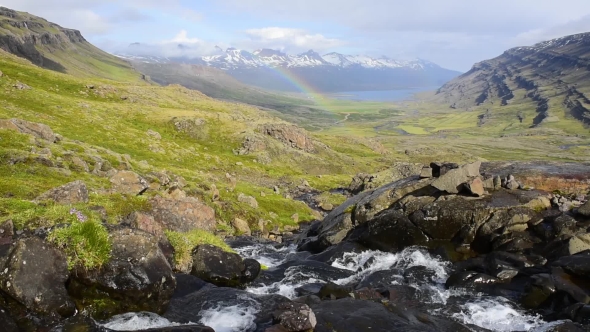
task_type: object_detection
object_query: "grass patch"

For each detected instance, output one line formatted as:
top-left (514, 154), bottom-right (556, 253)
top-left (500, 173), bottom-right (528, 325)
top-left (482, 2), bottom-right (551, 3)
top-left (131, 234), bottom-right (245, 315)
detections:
top-left (48, 212), bottom-right (111, 270)
top-left (165, 229), bottom-right (234, 271)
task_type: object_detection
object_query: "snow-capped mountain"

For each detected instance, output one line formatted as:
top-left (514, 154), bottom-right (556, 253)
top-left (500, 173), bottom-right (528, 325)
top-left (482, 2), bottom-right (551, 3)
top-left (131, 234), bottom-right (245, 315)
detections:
top-left (118, 46), bottom-right (461, 92)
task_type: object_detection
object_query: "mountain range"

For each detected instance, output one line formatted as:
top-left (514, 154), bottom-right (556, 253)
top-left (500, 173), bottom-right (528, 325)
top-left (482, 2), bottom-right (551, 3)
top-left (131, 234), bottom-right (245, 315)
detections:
top-left (117, 46), bottom-right (461, 92)
top-left (434, 32), bottom-right (590, 127)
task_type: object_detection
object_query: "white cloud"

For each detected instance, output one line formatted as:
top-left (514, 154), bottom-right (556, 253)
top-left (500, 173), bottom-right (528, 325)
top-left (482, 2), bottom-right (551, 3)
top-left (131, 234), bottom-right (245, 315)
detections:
top-left (242, 27), bottom-right (345, 52)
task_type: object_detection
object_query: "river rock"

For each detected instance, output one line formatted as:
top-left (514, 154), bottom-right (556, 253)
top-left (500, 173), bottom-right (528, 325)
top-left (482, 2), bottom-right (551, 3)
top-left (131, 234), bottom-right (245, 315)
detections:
top-left (149, 196), bottom-right (216, 232)
top-left (431, 161), bottom-right (481, 194)
top-left (36, 180), bottom-right (89, 204)
top-left (273, 302), bottom-right (317, 332)
top-left (110, 170), bottom-right (149, 195)
top-left (0, 118), bottom-right (57, 142)
top-left (0, 237), bottom-right (75, 318)
top-left (311, 298), bottom-right (473, 332)
top-left (191, 244), bottom-right (258, 287)
top-left (68, 228), bottom-right (176, 319)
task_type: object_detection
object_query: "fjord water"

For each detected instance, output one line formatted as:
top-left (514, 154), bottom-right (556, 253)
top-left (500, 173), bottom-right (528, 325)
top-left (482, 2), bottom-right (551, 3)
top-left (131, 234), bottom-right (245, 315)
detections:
top-left (103, 240), bottom-right (562, 332)
top-left (329, 86), bottom-right (439, 102)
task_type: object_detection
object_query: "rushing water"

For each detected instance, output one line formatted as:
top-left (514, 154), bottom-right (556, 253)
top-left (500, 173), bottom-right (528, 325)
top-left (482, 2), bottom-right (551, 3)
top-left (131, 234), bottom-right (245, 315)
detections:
top-left (103, 240), bottom-right (564, 332)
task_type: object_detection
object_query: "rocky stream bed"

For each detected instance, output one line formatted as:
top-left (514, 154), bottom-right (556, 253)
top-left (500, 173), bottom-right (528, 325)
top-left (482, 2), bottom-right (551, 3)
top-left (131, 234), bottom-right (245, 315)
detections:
top-left (3, 161), bottom-right (590, 332)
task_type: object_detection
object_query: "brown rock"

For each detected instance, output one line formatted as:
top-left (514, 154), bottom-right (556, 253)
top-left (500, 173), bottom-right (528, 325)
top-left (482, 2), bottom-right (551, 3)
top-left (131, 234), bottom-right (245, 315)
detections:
top-left (37, 180), bottom-right (89, 204)
top-left (70, 156), bottom-right (89, 172)
top-left (231, 218), bottom-right (251, 236)
top-left (149, 196), bottom-right (216, 232)
top-left (0, 118), bottom-right (56, 142)
top-left (0, 220), bottom-right (14, 239)
top-left (420, 167), bottom-right (433, 178)
top-left (125, 212), bottom-right (164, 238)
top-left (238, 193), bottom-right (259, 209)
top-left (431, 161), bottom-right (481, 194)
top-left (262, 124), bottom-right (315, 153)
top-left (110, 170), bottom-right (149, 195)
top-left (465, 177), bottom-right (485, 197)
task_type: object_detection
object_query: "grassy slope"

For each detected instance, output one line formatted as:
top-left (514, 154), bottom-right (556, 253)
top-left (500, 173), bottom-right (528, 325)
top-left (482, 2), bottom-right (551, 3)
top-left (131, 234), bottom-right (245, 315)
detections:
top-left (0, 50), bottom-right (389, 235)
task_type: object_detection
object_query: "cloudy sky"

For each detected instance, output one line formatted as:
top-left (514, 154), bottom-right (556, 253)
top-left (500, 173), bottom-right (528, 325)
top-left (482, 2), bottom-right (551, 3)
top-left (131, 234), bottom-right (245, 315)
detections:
top-left (3, 0), bottom-right (590, 71)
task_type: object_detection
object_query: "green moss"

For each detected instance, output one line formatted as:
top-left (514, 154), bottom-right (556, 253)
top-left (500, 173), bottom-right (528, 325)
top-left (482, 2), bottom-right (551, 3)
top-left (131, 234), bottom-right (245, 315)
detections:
top-left (165, 229), bottom-right (234, 271)
top-left (48, 216), bottom-right (111, 270)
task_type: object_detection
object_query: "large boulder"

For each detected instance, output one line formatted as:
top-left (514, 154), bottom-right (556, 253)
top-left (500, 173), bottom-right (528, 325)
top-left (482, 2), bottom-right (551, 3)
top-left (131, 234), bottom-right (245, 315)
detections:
top-left (110, 171), bottom-right (149, 195)
top-left (431, 161), bottom-right (481, 194)
top-left (0, 237), bottom-right (75, 318)
top-left (68, 228), bottom-right (176, 319)
top-left (36, 180), bottom-right (89, 204)
top-left (0, 118), bottom-right (57, 142)
top-left (262, 124), bottom-right (315, 153)
top-left (149, 196), bottom-right (216, 232)
top-left (190, 244), bottom-right (259, 287)
top-left (354, 176), bottom-right (436, 224)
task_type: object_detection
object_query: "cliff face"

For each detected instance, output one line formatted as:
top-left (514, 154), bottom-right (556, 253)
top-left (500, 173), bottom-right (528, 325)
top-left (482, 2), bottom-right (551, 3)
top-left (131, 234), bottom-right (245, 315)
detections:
top-left (0, 7), bottom-right (137, 80)
top-left (434, 33), bottom-right (590, 127)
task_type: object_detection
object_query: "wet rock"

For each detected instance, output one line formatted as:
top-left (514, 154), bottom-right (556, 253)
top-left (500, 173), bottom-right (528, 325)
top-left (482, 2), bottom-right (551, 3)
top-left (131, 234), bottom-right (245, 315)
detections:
top-left (312, 298), bottom-right (473, 332)
top-left (36, 180), bottom-right (89, 204)
top-left (262, 123), bottom-right (315, 153)
top-left (445, 271), bottom-right (500, 290)
top-left (238, 193), bottom-right (259, 209)
top-left (171, 274), bottom-right (215, 299)
top-left (68, 228), bottom-right (176, 319)
top-left (232, 217), bottom-right (252, 236)
top-left (431, 161), bottom-right (481, 194)
top-left (191, 244), bottom-right (258, 287)
top-left (355, 270), bottom-right (404, 290)
top-left (0, 237), bottom-right (75, 318)
top-left (109, 170), bottom-right (149, 195)
top-left (164, 287), bottom-right (288, 326)
top-left (0, 118), bottom-right (57, 142)
top-left (350, 209), bottom-right (429, 252)
top-left (318, 282), bottom-right (354, 300)
top-left (273, 302), bottom-right (317, 332)
top-left (149, 196), bottom-right (216, 232)
top-left (552, 253), bottom-right (590, 279)
top-left (307, 241), bottom-right (367, 264)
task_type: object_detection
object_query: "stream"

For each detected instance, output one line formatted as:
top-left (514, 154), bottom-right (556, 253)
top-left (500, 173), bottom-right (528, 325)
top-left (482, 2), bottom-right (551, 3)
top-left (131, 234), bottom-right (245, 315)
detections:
top-left (99, 238), bottom-right (572, 332)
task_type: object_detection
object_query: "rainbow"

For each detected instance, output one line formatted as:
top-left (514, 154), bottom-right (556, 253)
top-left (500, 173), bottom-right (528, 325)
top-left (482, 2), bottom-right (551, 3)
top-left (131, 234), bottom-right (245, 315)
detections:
top-left (261, 64), bottom-right (334, 111)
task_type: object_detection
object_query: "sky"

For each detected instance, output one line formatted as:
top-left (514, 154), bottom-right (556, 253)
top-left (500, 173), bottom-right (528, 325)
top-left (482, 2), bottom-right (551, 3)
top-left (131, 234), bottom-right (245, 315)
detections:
top-left (3, 0), bottom-right (590, 71)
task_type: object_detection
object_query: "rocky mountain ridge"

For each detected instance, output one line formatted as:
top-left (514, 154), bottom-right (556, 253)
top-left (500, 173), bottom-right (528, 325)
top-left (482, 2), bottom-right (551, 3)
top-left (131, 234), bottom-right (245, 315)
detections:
top-left (434, 32), bottom-right (590, 127)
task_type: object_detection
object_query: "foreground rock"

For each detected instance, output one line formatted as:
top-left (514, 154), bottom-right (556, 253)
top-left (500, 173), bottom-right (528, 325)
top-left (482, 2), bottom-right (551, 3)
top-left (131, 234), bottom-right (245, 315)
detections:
top-left (68, 228), bottom-right (176, 319)
top-left (36, 180), bottom-right (89, 204)
top-left (0, 237), bottom-right (75, 319)
top-left (262, 124), bottom-right (315, 153)
top-left (191, 244), bottom-right (260, 287)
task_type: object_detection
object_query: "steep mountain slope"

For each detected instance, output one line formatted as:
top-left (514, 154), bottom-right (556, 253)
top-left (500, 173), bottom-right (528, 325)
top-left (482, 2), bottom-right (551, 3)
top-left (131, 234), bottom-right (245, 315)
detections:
top-left (118, 46), bottom-right (461, 92)
top-left (0, 7), bottom-right (139, 81)
top-left (434, 33), bottom-right (590, 127)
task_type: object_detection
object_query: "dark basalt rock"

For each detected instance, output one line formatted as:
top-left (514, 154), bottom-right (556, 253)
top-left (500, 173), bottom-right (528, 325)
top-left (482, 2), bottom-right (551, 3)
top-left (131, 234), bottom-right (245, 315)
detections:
top-left (0, 237), bottom-right (75, 320)
top-left (311, 298), bottom-right (474, 332)
top-left (190, 244), bottom-right (260, 287)
top-left (318, 282), bottom-right (354, 300)
top-left (272, 302), bottom-right (317, 332)
top-left (68, 228), bottom-right (176, 319)
top-left (552, 251), bottom-right (590, 278)
top-left (355, 270), bottom-right (404, 290)
top-left (445, 271), bottom-right (501, 290)
top-left (171, 274), bottom-right (215, 299)
top-left (306, 241), bottom-right (367, 264)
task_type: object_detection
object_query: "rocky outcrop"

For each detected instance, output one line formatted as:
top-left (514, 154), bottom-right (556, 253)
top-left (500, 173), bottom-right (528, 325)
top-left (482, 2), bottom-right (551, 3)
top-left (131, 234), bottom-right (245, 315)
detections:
top-left (109, 171), bottom-right (149, 195)
top-left (149, 196), bottom-right (216, 232)
top-left (190, 244), bottom-right (260, 287)
top-left (36, 180), bottom-right (89, 204)
top-left (261, 124), bottom-right (315, 153)
top-left (272, 302), bottom-right (317, 332)
top-left (0, 237), bottom-right (75, 319)
top-left (68, 228), bottom-right (176, 319)
top-left (238, 193), bottom-right (259, 209)
top-left (0, 118), bottom-right (57, 142)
